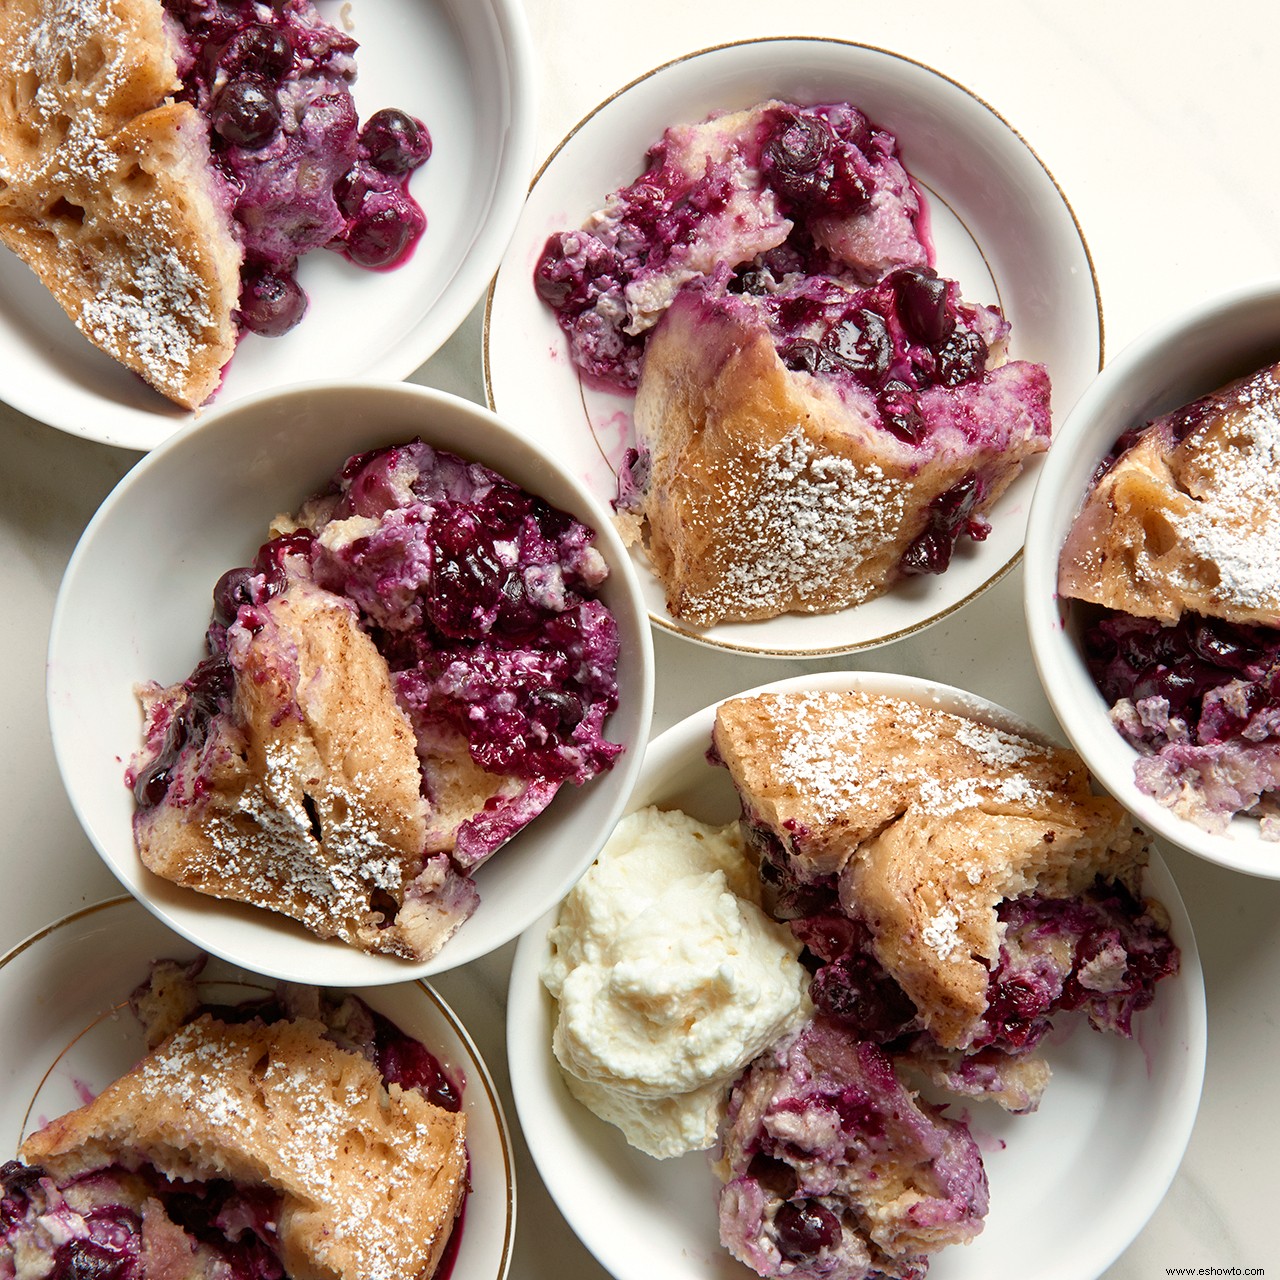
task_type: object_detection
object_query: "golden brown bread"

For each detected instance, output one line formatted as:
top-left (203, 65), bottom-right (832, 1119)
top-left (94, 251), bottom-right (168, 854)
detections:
top-left (712, 690), bottom-right (1147, 1049)
top-left (0, 0), bottom-right (242, 407)
top-left (133, 579), bottom-right (453, 959)
top-left (1058, 359), bottom-right (1280, 626)
top-left (21, 1014), bottom-right (467, 1280)
top-left (629, 288), bottom-right (1048, 626)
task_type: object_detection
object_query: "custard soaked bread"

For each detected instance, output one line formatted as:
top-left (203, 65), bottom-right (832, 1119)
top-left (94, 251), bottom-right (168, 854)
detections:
top-left (21, 1013), bottom-right (468, 1280)
top-left (0, 0), bottom-right (242, 406)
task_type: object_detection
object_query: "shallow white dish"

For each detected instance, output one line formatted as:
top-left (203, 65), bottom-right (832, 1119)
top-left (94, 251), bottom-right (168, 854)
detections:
top-left (1025, 277), bottom-right (1280, 879)
top-left (0, 896), bottom-right (515, 1280)
top-left (507, 669), bottom-right (1205, 1280)
top-left (0, 0), bottom-right (536, 452)
top-left (47, 381), bottom-right (654, 986)
top-left (484, 38), bottom-right (1101, 658)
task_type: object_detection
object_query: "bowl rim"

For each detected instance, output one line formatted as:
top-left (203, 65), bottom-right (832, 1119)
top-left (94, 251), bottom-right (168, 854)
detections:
top-left (1024, 274), bottom-right (1280, 877)
top-left (45, 377), bottom-right (656, 982)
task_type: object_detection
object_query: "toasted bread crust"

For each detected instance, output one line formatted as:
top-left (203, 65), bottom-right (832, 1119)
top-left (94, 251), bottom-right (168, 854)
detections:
top-left (712, 690), bottom-right (1147, 1048)
top-left (1059, 359), bottom-right (1280, 626)
top-left (22, 1014), bottom-right (467, 1280)
top-left (134, 580), bottom-right (436, 958)
top-left (0, 0), bottom-right (241, 407)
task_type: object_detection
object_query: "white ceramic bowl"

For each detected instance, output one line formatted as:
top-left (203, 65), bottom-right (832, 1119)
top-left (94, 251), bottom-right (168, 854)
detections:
top-left (0, 0), bottom-right (537, 451)
top-left (507, 670), bottom-right (1205, 1280)
top-left (485, 37), bottom-right (1102, 657)
top-left (1024, 278), bottom-right (1280, 877)
top-left (0, 896), bottom-right (516, 1280)
top-left (47, 381), bottom-right (654, 985)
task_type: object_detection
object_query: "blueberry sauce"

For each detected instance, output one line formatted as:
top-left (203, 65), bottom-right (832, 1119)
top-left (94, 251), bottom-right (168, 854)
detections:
top-left (164, 0), bottom-right (432, 336)
top-left (1082, 607), bottom-right (1280, 826)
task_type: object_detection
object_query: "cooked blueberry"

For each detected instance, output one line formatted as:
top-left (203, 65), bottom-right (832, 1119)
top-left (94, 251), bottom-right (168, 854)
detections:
top-left (361, 108), bottom-right (433, 174)
top-left (345, 205), bottom-right (418, 269)
top-left (532, 687), bottom-right (584, 728)
top-left (212, 77), bottom-right (281, 149)
top-left (825, 308), bottom-right (892, 385)
top-left (212, 566), bottom-right (256, 626)
top-left (934, 327), bottom-right (988, 386)
top-left (239, 264), bottom-right (308, 336)
top-left (879, 378), bottom-right (924, 444)
top-left (746, 1152), bottom-right (798, 1200)
top-left (221, 23), bottom-right (293, 80)
top-left (892, 266), bottom-right (954, 346)
top-left (762, 113), bottom-right (833, 205)
top-left (53, 1239), bottom-right (131, 1280)
top-left (773, 1199), bottom-right (841, 1261)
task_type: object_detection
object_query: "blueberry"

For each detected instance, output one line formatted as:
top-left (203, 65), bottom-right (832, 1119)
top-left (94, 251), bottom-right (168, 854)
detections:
top-left (212, 76), bottom-right (281, 149)
top-left (345, 205), bottom-right (419, 269)
top-left (773, 1200), bottom-right (841, 1261)
top-left (220, 23), bottom-right (293, 80)
top-left (746, 1152), bottom-right (798, 1201)
top-left (934, 327), bottom-right (988, 387)
top-left (360, 108), bottom-right (433, 174)
top-left (239, 265), bottom-right (308, 337)
top-left (879, 378), bottom-right (925, 444)
top-left (824, 308), bottom-right (892, 386)
top-left (892, 267), bottom-right (954, 346)
top-left (762, 113), bottom-right (833, 205)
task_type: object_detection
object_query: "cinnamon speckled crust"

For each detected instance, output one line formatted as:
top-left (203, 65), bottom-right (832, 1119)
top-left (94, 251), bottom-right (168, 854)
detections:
top-left (133, 579), bottom-right (456, 960)
top-left (1059, 359), bottom-right (1280, 626)
top-left (631, 287), bottom-right (1049, 626)
top-left (21, 1014), bottom-right (468, 1280)
top-left (712, 690), bottom-right (1148, 1050)
top-left (0, 0), bottom-right (241, 407)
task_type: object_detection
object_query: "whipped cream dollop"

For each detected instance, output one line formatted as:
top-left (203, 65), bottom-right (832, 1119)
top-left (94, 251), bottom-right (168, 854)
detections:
top-left (541, 806), bottom-right (810, 1159)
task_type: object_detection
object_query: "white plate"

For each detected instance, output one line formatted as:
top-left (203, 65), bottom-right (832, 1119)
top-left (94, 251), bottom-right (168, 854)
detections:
top-left (0, 896), bottom-right (516, 1280)
top-left (484, 38), bottom-right (1102, 658)
top-left (0, 0), bottom-right (536, 452)
top-left (507, 670), bottom-right (1206, 1280)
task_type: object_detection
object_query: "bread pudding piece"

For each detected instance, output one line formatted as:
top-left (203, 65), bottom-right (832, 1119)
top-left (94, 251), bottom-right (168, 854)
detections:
top-left (0, 0), bottom-right (243, 407)
top-left (715, 1018), bottom-right (987, 1280)
top-left (129, 441), bottom-right (622, 960)
top-left (8, 1012), bottom-right (467, 1280)
top-left (1059, 360), bottom-right (1280, 836)
top-left (1059, 358), bottom-right (1280, 626)
top-left (0, 0), bottom-right (431, 407)
top-left (711, 690), bottom-right (1178, 1110)
top-left (534, 100), bottom-right (930, 393)
top-left (624, 268), bottom-right (1050, 626)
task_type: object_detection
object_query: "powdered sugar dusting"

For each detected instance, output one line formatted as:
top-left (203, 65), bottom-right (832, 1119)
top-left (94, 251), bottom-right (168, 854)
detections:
top-left (680, 428), bottom-right (908, 623)
top-left (1171, 367), bottom-right (1280, 612)
top-left (763, 690), bottom-right (1051, 824)
top-left (129, 1019), bottom-right (463, 1280)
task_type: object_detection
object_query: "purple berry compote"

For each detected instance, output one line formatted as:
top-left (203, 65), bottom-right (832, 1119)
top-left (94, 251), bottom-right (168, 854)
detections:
top-left (1059, 360), bottom-right (1280, 838)
top-left (752, 836), bottom-right (1178, 1114)
top-left (0, 959), bottom-right (466, 1280)
top-left (715, 1018), bottom-right (988, 1280)
top-left (128, 440), bottom-right (622, 954)
top-left (165, 0), bottom-right (432, 337)
top-left (1083, 609), bottom-right (1280, 835)
top-left (535, 100), bottom-right (930, 393)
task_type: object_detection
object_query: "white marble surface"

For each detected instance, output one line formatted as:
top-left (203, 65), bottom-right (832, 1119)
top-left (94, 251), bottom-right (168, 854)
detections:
top-left (2, 0), bottom-right (1278, 1276)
